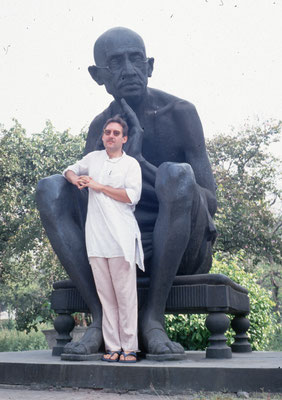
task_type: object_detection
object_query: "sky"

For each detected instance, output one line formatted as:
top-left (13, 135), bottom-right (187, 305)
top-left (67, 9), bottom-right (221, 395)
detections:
top-left (1, 0), bottom-right (282, 141)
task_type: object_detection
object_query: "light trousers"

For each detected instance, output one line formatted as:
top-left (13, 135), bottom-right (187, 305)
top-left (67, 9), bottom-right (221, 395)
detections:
top-left (89, 256), bottom-right (138, 352)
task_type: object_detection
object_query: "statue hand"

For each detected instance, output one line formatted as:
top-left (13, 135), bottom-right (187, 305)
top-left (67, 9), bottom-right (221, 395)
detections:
top-left (120, 98), bottom-right (144, 160)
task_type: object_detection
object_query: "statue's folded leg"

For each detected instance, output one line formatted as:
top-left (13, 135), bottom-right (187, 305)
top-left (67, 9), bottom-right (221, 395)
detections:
top-left (139, 162), bottom-right (215, 355)
top-left (36, 174), bottom-right (102, 354)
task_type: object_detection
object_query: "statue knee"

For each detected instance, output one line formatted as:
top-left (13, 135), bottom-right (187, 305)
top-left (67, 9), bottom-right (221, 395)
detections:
top-left (36, 174), bottom-right (71, 214)
top-left (155, 162), bottom-right (196, 204)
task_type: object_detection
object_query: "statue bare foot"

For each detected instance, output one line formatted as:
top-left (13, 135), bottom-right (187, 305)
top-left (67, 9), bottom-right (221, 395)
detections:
top-left (63, 324), bottom-right (103, 354)
top-left (140, 319), bottom-right (184, 354)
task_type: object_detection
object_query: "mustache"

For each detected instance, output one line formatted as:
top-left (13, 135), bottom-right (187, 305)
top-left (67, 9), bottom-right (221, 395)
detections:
top-left (118, 79), bottom-right (142, 88)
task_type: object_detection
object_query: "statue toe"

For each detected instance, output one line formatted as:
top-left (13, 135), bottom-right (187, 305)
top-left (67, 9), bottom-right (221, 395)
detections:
top-left (62, 325), bottom-right (103, 355)
top-left (71, 343), bottom-right (89, 355)
top-left (63, 341), bottom-right (79, 353)
top-left (142, 327), bottom-right (184, 355)
top-left (148, 340), bottom-right (184, 354)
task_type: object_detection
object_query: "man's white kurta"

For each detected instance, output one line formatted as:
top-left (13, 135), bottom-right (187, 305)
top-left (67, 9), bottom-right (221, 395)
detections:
top-left (63, 150), bottom-right (144, 271)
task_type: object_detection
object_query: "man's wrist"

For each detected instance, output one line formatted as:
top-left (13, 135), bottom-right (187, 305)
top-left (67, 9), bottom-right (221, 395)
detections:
top-left (65, 171), bottom-right (77, 184)
top-left (99, 184), bottom-right (106, 193)
top-left (70, 176), bottom-right (78, 185)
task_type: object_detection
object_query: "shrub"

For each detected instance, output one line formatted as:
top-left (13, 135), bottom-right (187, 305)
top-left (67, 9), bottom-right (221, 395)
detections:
top-left (165, 252), bottom-right (278, 351)
top-left (0, 319), bottom-right (16, 330)
top-left (0, 327), bottom-right (48, 352)
top-left (212, 253), bottom-right (278, 350)
top-left (165, 314), bottom-right (208, 350)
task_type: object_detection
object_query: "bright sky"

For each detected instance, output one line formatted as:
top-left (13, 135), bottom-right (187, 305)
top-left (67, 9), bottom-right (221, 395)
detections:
top-left (1, 0), bottom-right (282, 140)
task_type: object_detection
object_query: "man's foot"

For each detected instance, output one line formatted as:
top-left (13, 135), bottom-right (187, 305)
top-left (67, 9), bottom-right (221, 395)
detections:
top-left (119, 351), bottom-right (137, 363)
top-left (141, 324), bottom-right (184, 355)
top-left (101, 350), bottom-right (121, 362)
top-left (63, 325), bottom-right (103, 355)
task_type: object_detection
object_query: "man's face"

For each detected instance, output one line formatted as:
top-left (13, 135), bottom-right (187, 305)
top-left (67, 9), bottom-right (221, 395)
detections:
top-left (102, 122), bottom-right (127, 153)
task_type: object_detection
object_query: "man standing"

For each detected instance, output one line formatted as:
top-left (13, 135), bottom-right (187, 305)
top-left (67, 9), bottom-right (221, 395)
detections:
top-left (63, 116), bottom-right (143, 363)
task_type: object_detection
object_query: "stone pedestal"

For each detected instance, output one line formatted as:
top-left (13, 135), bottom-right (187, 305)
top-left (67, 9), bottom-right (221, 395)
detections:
top-left (50, 274), bottom-right (252, 359)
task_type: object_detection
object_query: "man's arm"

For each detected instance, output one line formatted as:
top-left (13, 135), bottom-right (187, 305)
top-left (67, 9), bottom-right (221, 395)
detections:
top-left (63, 153), bottom-right (91, 187)
top-left (65, 170), bottom-right (85, 189)
top-left (65, 151), bottom-right (139, 204)
top-left (77, 175), bottom-right (132, 204)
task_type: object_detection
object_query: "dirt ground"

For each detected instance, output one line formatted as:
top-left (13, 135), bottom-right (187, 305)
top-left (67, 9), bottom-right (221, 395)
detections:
top-left (0, 386), bottom-right (280, 400)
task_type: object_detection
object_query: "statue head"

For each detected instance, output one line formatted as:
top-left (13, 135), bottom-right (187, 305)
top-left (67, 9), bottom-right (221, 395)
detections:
top-left (88, 27), bottom-right (154, 106)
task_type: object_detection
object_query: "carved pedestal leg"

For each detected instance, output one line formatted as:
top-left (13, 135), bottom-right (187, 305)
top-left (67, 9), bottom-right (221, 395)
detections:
top-left (205, 312), bottom-right (232, 359)
top-left (231, 314), bottom-right (252, 353)
top-left (52, 313), bottom-right (75, 356)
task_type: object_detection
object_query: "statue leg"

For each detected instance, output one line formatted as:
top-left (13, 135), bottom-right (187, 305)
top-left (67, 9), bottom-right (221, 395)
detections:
top-left (36, 175), bottom-right (103, 354)
top-left (177, 184), bottom-right (216, 276)
top-left (139, 162), bottom-right (197, 354)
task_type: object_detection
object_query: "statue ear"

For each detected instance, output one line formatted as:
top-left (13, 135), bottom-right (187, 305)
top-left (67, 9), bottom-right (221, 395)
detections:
top-left (147, 57), bottom-right (154, 78)
top-left (88, 65), bottom-right (104, 86)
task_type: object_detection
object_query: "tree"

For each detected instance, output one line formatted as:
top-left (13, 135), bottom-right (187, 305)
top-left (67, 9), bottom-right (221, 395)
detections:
top-left (0, 121), bottom-right (86, 331)
top-left (206, 120), bottom-right (282, 313)
top-left (1, 118), bottom-right (281, 338)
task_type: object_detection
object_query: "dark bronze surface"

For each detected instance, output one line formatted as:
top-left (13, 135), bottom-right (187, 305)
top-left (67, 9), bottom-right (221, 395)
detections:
top-left (36, 27), bottom-right (218, 357)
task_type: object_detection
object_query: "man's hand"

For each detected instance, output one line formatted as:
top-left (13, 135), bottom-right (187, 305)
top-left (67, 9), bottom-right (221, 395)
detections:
top-left (78, 175), bottom-right (131, 203)
top-left (65, 170), bottom-right (85, 189)
top-left (77, 176), bottom-right (103, 192)
top-left (120, 98), bottom-right (144, 161)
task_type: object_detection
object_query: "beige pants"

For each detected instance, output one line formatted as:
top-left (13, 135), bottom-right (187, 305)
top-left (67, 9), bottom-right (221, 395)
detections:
top-left (89, 257), bottom-right (138, 352)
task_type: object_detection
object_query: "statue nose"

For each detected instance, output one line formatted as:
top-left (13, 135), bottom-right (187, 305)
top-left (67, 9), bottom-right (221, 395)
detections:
top-left (121, 59), bottom-right (136, 76)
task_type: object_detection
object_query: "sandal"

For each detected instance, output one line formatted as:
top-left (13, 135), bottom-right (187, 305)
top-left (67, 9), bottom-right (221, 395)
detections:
top-left (119, 351), bottom-right (137, 363)
top-left (101, 350), bottom-right (121, 362)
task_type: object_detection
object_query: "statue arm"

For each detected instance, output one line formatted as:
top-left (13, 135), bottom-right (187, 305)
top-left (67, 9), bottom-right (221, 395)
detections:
top-left (174, 101), bottom-right (216, 196)
top-left (120, 99), bottom-right (157, 187)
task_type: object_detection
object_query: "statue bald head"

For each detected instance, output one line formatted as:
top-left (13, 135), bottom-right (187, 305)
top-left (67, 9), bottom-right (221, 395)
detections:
top-left (94, 27), bottom-right (146, 66)
top-left (89, 27), bottom-right (154, 106)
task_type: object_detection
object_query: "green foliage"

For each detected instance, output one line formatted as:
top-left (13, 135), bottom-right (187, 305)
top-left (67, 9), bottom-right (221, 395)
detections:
top-left (255, 259), bottom-right (282, 317)
top-left (165, 314), bottom-right (209, 350)
top-left (0, 120), bottom-right (86, 331)
top-left (206, 120), bottom-right (282, 323)
top-left (0, 326), bottom-right (48, 352)
top-left (0, 319), bottom-right (16, 330)
top-left (1, 118), bottom-right (281, 350)
top-left (206, 120), bottom-right (282, 265)
top-left (165, 253), bottom-right (278, 351)
top-left (267, 325), bottom-right (282, 351)
top-left (212, 253), bottom-right (278, 350)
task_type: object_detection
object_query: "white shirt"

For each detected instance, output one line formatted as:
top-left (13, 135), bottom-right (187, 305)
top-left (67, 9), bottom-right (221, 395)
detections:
top-left (63, 150), bottom-right (144, 271)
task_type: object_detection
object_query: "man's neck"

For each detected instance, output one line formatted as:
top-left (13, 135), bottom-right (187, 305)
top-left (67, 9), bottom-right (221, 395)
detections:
top-left (106, 149), bottom-right (123, 159)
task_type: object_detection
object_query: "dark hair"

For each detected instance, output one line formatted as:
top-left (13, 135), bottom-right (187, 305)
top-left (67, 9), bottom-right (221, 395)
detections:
top-left (103, 115), bottom-right (128, 137)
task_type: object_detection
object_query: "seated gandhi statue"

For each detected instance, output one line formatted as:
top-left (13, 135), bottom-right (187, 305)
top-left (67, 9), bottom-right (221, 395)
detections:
top-left (36, 27), bottom-right (217, 356)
